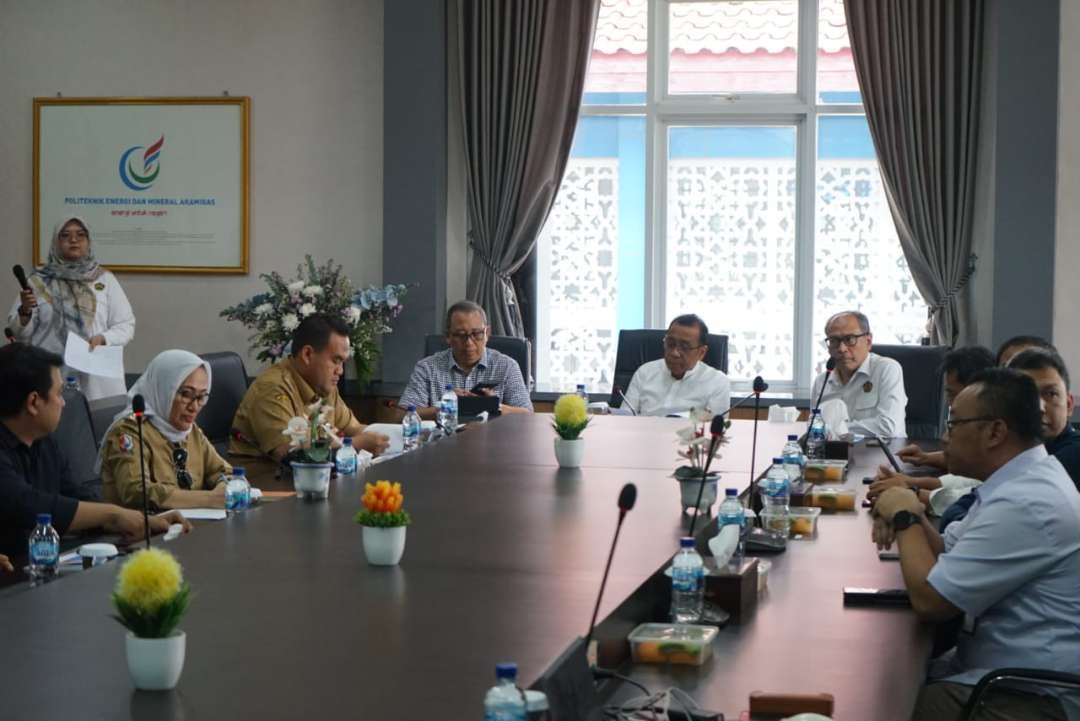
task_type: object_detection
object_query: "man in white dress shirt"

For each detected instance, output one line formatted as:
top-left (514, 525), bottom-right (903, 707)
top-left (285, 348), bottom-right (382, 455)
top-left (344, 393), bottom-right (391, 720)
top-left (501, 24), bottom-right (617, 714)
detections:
top-left (810, 311), bottom-right (907, 437)
top-left (622, 315), bottom-right (730, 417)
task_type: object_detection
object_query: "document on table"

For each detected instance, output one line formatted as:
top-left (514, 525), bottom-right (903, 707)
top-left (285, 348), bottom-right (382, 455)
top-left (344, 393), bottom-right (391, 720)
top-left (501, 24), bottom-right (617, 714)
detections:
top-left (178, 508), bottom-right (227, 520)
top-left (63, 331), bottom-right (125, 379)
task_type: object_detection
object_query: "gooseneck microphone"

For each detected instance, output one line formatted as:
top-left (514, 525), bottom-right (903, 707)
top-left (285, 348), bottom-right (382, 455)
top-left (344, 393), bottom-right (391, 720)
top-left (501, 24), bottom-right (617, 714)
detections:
top-left (585, 483), bottom-right (637, 652)
top-left (688, 413), bottom-right (731, 535)
top-left (747, 375), bottom-right (769, 526)
top-left (813, 357), bottom-right (837, 411)
top-left (132, 394), bottom-right (151, 549)
top-left (615, 386), bottom-right (637, 416)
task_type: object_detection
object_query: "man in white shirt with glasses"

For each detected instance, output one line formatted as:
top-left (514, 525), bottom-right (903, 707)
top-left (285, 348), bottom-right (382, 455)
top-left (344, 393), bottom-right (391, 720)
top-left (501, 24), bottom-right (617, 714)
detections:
top-left (623, 314), bottom-right (730, 417)
top-left (810, 310), bottom-right (907, 438)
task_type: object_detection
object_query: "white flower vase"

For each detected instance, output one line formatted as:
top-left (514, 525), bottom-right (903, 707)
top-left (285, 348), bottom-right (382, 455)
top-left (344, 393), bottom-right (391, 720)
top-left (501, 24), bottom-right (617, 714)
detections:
top-left (678, 477), bottom-right (718, 514)
top-left (291, 462), bottom-right (332, 499)
top-left (554, 437), bottom-right (585, 468)
top-left (125, 630), bottom-right (186, 691)
top-left (362, 526), bottom-right (407, 566)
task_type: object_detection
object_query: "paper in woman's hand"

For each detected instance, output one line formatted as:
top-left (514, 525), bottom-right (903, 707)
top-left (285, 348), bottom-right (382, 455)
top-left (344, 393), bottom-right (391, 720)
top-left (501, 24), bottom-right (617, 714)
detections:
top-left (63, 331), bottom-right (124, 379)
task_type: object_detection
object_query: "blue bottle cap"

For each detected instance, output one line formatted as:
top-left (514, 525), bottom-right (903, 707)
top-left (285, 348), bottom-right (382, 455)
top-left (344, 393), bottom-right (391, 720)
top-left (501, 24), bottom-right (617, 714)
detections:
top-left (445, 384), bottom-right (453, 391)
top-left (342, 437), bottom-right (353, 446)
top-left (787, 434), bottom-right (798, 441)
top-left (680, 537), bottom-right (695, 548)
top-left (576, 384), bottom-right (585, 389)
top-left (232, 466), bottom-right (245, 476)
top-left (495, 662), bottom-right (518, 679)
top-left (66, 376), bottom-right (75, 382)
top-left (725, 488), bottom-right (738, 497)
top-left (773, 457), bottom-right (785, 464)
top-left (407, 404), bottom-right (417, 412)
top-left (36, 513), bottom-right (51, 526)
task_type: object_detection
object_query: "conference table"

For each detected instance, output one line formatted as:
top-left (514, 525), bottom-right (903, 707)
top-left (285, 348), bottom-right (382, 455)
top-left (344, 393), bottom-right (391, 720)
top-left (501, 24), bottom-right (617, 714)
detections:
top-left (0, 414), bottom-right (930, 720)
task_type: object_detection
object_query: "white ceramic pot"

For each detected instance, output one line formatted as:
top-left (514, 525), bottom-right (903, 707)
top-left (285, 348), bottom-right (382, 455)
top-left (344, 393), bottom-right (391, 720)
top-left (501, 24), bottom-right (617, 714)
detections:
top-left (362, 525), bottom-right (407, 566)
top-left (125, 630), bottom-right (186, 691)
top-left (554, 438), bottom-right (584, 468)
top-left (291, 462), bottom-right (332, 499)
top-left (678, 478), bottom-right (718, 513)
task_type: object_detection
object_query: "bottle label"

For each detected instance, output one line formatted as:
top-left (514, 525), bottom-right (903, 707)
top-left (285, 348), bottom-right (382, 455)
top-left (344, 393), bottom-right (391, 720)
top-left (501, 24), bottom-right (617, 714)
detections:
top-left (672, 565), bottom-right (701, 592)
top-left (29, 540), bottom-right (58, 567)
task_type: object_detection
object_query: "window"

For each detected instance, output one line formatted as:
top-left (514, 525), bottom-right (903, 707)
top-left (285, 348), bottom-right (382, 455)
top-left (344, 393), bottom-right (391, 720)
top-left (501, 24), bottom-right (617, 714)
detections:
top-left (536, 0), bottom-right (926, 394)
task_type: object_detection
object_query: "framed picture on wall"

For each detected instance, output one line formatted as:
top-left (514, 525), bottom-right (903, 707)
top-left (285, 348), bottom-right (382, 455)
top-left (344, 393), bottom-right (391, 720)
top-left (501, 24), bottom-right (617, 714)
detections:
top-left (33, 96), bottom-right (250, 274)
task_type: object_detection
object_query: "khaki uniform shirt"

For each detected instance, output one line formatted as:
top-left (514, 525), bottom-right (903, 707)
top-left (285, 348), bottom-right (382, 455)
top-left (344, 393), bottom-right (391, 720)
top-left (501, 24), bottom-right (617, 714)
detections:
top-left (228, 358), bottom-right (358, 459)
top-left (100, 418), bottom-right (230, 509)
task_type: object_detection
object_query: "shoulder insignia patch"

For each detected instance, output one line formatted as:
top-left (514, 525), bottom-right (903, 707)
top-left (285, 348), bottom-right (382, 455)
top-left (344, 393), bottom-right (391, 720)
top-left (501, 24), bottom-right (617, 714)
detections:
top-left (862, 381), bottom-right (874, 393)
top-left (117, 433), bottom-right (134, 454)
top-left (94, 282), bottom-right (106, 291)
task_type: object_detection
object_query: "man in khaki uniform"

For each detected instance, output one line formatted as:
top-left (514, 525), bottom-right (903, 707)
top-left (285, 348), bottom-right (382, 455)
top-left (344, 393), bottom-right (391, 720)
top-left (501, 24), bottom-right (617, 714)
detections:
top-left (230, 315), bottom-right (390, 463)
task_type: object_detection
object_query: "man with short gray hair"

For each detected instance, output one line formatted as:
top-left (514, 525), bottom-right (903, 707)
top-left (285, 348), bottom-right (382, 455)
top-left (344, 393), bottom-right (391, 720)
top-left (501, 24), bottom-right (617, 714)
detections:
top-left (810, 310), bottom-right (907, 437)
top-left (398, 300), bottom-right (532, 419)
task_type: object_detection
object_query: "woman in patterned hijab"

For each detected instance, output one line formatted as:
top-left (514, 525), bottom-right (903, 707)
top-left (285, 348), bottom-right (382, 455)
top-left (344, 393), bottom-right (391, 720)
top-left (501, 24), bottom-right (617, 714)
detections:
top-left (6, 216), bottom-right (135, 400)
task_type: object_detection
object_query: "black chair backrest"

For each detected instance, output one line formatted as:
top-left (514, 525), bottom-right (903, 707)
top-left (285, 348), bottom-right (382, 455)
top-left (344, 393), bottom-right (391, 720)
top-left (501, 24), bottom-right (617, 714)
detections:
top-left (197, 351), bottom-right (250, 451)
top-left (872, 344), bottom-right (949, 440)
top-left (423, 334), bottom-right (532, 387)
top-left (609, 329), bottom-right (729, 407)
top-left (53, 389), bottom-right (101, 497)
top-left (89, 395), bottom-right (129, 447)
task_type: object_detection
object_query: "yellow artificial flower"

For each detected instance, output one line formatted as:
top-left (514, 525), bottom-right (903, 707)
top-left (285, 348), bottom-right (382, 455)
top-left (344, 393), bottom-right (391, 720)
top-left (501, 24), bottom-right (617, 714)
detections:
top-left (362, 480), bottom-right (405, 513)
top-left (554, 394), bottom-right (588, 427)
top-left (115, 548), bottom-right (184, 612)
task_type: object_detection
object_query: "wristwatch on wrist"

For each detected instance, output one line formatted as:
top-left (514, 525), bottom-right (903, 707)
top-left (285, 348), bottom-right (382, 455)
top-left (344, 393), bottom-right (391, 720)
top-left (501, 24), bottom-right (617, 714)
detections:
top-left (892, 510), bottom-right (919, 531)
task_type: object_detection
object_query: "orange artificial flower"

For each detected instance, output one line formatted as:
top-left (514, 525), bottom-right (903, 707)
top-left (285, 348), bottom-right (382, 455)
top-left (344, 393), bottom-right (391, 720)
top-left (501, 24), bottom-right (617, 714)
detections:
top-left (362, 480), bottom-right (405, 514)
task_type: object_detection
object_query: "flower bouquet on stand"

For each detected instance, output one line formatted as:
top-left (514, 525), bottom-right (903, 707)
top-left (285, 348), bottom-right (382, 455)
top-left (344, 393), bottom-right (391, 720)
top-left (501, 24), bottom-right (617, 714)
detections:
top-left (283, 400), bottom-right (341, 499)
top-left (552, 394), bottom-right (590, 468)
top-left (354, 481), bottom-right (411, 565)
top-left (111, 549), bottom-right (191, 691)
top-left (673, 409), bottom-right (730, 513)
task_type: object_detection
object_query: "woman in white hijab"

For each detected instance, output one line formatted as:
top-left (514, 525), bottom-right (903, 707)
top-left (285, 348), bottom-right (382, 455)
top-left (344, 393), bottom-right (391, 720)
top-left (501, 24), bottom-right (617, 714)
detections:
top-left (7, 216), bottom-right (135, 400)
top-left (98, 350), bottom-right (232, 510)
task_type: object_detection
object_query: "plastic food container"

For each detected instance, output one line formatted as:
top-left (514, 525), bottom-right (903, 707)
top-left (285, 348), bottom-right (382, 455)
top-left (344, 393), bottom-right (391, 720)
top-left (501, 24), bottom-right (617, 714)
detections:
top-left (802, 460), bottom-right (848, 483)
top-left (788, 506), bottom-right (822, 537)
top-left (628, 623), bottom-right (717, 666)
top-left (806, 486), bottom-right (856, 512)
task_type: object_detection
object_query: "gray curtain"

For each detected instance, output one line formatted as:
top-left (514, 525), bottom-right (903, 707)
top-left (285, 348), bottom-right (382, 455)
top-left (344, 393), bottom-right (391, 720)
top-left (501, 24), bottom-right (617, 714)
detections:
top-left (844, 0), bottom-right (985, 346)
top-left (458, 0), bottom-right (600, 337)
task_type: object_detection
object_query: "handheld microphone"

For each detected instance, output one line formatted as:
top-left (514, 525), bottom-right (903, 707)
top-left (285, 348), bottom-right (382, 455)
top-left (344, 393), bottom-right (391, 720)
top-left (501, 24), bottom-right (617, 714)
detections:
top-left (132, 394), bottom-right (151, 549)
top-left (585, 483), bottom-right (637, 651)
top-left (615, 386), bottom-right (637, 416)
top-left (12, 264), bottom-right (30, 291)
top-left (4, 328), bottom-right (13, 344)
top-left (813, 357), bottom-right (837, 411)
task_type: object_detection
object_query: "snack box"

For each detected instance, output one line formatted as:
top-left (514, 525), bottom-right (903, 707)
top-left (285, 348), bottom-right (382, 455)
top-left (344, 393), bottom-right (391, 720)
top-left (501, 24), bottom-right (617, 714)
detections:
top-left (802, 459), bottom-right (848, 483)
top-left (788, 506), bottom-right (822, 537)
top-left (628, 623), bottom-right (717, 666)
top-left (805, 486), bottom-right (856, 512)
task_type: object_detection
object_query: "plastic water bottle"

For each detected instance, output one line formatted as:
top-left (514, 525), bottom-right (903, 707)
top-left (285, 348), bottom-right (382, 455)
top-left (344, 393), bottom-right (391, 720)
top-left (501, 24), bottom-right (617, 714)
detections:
top-left (438, 384), bottom-right (458, 433)
top-left (336, 437), bottom-right (358, 475)
top-left (63, 375), bottom-right (80, 393)
top-left (782, 434), bottom-right (803, 482)
top-left (402, 404), bottom-right (421, 452)
top-left (483, 663), bottom-right (526, 721)
top-left (225, 467), bottom-right (252, 514)
top-left (761, 458), bottom-right (791, 536)
top-left (28, 514), bottom-right (60, 583)
top-left (670, 537), bottom-right (705, 623)
top-left (807, 409), bottom-right (826, 460)
top-left (576, 384), bottom-right (589, 403)
top-left (717, 488), bottom-right (746, 568)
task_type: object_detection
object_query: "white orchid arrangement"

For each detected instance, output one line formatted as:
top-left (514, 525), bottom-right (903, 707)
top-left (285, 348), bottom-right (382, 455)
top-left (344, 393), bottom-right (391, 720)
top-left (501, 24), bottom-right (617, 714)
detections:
top-left (674, 407), bottom-right (729, 480)
top-left (282, 400), bottom-right (343, 464)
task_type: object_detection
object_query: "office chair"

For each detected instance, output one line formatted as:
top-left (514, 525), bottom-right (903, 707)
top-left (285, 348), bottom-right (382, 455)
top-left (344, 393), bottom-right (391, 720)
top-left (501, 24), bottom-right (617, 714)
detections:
top-left (609, 329), bottom-right (729, 407)
top-left (873, 344), bottom-right (948, 440)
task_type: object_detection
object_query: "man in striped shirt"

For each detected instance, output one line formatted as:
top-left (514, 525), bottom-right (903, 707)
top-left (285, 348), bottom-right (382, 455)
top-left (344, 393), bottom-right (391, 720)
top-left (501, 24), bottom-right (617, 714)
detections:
top-left (398, 300), bottom-right (532, 420)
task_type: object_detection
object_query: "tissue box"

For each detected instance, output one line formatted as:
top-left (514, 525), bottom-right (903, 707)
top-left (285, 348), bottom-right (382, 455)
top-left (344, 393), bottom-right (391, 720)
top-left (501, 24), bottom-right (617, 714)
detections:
top-left (704, 557), bottom-right (759, 623)
top-left (628, 623), bottom-right (717, 666)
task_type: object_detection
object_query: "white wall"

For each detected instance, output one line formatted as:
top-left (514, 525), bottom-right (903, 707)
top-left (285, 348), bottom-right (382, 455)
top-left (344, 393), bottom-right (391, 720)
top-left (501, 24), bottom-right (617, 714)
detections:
top-left (1057, 0), bottom-right (1080, 377)
top-left (0, 0), bottom-right (384, 373)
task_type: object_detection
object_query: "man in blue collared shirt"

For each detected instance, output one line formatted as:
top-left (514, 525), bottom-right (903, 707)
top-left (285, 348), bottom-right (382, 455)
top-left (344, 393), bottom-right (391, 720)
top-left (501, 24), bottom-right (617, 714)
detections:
top-left (874, 369), bottom-right (1080, 721)
top-left (398, 300), bottom-right (532, 420)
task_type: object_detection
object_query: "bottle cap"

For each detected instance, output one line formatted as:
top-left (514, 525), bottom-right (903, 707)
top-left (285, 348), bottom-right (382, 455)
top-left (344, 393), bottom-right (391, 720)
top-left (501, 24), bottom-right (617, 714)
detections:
top-left (576, 384), bottom-right (585, 390)
top-left (725, 488), bottom-right (738, 497)
top-left (495, 662), bottom-right (518, 680)
top-left (773, 457), bottom-right (784, 464)
top-left (445, 384), bottom-right (453, 391)
top-left (232, 466), bottom-right (245, 476)
top-left (680, 536), bottom-right (695, 548)
top-left (787, 434), bottom-right (798, 441)
top-left (36, 513), bottom-right (51, 526)
top-left (342, 437), bottom-right (353, 446)
top-left (66, 376), bottom-right (75, 382)
top-left (407, 404), bottom-right (417, 412)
